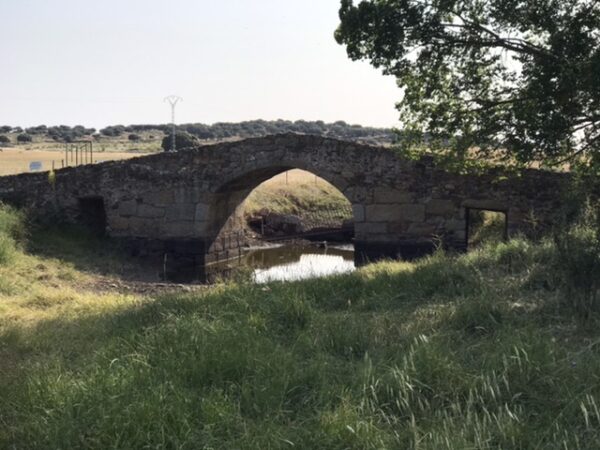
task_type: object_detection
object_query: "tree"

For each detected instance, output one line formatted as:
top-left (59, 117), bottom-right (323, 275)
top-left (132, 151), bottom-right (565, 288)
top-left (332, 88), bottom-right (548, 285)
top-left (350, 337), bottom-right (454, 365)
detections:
top-left (16, 133), bottom-right (32, 143)
top-left (335, 0), bottom-right (600, 169)
top-left (161, 131), bottom-right (198, 152)
top-left (0, 135), bottom-right (10, 144)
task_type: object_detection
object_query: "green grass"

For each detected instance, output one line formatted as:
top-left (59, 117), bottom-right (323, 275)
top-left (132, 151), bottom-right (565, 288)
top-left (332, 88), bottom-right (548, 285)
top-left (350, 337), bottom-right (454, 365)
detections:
top-left (0, 204), bottom-right (24, 264)
top-left (1, 204), bottom-right (600, 449)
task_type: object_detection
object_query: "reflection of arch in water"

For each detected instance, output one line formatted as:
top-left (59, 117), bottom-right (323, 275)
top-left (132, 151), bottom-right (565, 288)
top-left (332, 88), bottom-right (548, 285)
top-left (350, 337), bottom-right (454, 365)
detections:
top-left (253, 251), bottom-right (356, 284)
top-left (244, 244), bottom-right (355, 271)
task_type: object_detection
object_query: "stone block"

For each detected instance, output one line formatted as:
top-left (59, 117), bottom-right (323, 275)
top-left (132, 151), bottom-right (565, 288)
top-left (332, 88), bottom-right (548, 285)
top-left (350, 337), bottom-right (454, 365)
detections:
top-left (407, 222), bottom-right (437, 236)
top-left (162, 221), bottom-right (196, 238)
top-left (387, 221), bottom-right (410, 234)
top-left (425, 199), bottom-right (456, 217)
top-left (401, 204), bottom-right (426, 222)
top-left (343, 186), bottom-right (371, 203)
top-left (354, 222), bottom-right (388, 234)
top-left (107, 215), bottom-right (129, 232)
top-left (129, 217), bottom-right (160, 236)
top-left (366, 204), bottom-right (401, 222)
top-left (166, 203), bottom-right (196, 222)
top-left (352, 204), bottom-right (365, 222)
top-left (372, 188), bottom-right (413, 204)
top-left (137, 203), bottom-right (165, 218)
top-left (117, 200), bottom-right (137, 217)
top-left (195, 203), bottom-right (210, 222)
top-left (446, 219), bottom-right (466, 233)
top-left (366, 204), bottom-right (425, 223)
top-left (144, 190), bottom-right (174, 205)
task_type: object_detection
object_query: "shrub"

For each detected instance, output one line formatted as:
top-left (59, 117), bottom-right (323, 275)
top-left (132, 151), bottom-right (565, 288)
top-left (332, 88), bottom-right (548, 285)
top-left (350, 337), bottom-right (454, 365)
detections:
top-left (0, 135), bottom-right (10, 144)
top-left (161, 131), bottom-right (198, 152)
top-left (554, 203), bottom-right (600, 319)
top-left (16, 133), bottom-right (32, 143)
top-left (128, 134), bottom-right (140, 142)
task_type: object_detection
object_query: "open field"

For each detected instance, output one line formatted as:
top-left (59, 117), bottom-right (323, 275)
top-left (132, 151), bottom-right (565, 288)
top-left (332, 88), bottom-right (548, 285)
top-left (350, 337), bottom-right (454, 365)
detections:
top-left (0, 148), bottom-right (146, 176)
top-left (1, 203), bottom-right (600, 448)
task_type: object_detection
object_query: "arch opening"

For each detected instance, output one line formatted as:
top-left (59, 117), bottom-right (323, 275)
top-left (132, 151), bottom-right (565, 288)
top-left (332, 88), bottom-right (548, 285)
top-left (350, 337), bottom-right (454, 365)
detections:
top-left (204, 167), bottom-right (357, 282)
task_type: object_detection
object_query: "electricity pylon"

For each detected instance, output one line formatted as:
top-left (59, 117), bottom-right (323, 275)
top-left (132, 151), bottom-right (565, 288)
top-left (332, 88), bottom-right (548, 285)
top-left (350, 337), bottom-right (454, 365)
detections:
top-left (164, 95), bottom-right (183, 152)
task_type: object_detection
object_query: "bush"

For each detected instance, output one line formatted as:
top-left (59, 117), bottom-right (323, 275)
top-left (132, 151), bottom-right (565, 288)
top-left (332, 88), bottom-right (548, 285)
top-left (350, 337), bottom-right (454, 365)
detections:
top-left (554, 203), bottom-right (600, 319)
top-left (128, 134), bottom-right (141, 142)
top-left (16, 133), bottom-right (32, 143)
top-left (161, 131), bottom-right (198, 152)
top-left (0, 135), bottom-right (10, 144)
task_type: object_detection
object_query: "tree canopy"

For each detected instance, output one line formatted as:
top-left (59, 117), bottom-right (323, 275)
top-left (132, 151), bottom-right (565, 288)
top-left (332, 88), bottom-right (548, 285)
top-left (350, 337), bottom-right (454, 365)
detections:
top-left (335, 0), bottom-right (600, 170)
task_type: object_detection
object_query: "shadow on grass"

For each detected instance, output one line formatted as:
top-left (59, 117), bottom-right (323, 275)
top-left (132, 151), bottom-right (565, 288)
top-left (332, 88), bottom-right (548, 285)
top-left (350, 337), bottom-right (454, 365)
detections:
top-left (0, 244), bottom-right (562, 374)
top-left (26, 224), bottom-right (162, 282)
top-left (4, 240), bottom-right (600, 449)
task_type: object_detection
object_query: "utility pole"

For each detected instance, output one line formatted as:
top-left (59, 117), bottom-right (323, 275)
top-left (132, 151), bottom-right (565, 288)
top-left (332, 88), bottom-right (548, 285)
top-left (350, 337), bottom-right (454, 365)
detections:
top-left (164, 95), bottom-right (183, 152)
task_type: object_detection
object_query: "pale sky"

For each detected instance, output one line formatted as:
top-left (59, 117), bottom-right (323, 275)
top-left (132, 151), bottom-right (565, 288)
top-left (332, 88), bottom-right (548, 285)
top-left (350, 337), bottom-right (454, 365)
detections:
top-left (0, 0), bottom-right (401, 129)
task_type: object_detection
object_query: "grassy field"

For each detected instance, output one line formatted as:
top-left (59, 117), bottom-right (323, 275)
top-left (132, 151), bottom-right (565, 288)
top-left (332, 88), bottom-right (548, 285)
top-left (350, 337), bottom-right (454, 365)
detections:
top-left (1, 203), bottom-right (600, 448)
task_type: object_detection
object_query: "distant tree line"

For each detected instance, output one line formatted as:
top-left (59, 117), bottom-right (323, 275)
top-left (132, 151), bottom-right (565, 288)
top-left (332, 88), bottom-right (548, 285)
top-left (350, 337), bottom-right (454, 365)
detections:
top-left (1, 120), bottom-right (396, 146)
top-left (0, 125), bottom-right (96, 143)
top-left (103, 120), bottom-right (396, 144)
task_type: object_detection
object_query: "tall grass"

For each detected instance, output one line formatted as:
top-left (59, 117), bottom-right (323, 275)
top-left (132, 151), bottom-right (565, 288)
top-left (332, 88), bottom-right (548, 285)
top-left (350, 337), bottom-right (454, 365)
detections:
top-left (554, 202), bottom-right (600, 319)
top-left (1, 203), bottom-right (600, 448)
top-left (0, 203), bottom-right (24, 264)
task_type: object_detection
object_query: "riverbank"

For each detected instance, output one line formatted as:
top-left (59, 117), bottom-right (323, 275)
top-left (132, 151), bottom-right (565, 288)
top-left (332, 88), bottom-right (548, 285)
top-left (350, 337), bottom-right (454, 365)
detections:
top-left (1, 204), bottom-right (600, 448)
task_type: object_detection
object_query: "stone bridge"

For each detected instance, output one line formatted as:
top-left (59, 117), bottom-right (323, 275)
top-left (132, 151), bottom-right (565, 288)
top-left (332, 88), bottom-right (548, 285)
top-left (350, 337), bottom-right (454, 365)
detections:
top-left (0, 134), bottom-right (566, 281)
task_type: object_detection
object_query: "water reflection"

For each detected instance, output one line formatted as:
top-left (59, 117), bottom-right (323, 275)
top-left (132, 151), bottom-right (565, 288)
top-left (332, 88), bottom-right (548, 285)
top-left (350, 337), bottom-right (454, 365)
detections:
top-left (246, 243), bottom-right (355, 283)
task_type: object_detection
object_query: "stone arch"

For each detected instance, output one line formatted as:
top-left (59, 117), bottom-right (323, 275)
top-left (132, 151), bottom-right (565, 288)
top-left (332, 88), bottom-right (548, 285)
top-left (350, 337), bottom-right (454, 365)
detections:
top-left (201, 162), bottom-right (361, 269)
top-left (205, 161), bottom-right (358, 236)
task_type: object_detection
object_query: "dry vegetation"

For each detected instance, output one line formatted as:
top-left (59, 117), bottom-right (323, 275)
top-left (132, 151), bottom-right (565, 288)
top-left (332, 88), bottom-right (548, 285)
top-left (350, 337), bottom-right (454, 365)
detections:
top-left (243, 169), bottom-right (351, 218)
top-left (0, 133), bottom-right (160, 176)
top-left (0, 148), bottom-right (143, 176)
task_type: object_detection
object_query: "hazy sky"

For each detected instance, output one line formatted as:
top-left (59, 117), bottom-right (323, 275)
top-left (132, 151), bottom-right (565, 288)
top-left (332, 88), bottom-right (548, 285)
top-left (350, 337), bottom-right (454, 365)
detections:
top-left (0, 0), bottom-right (401, 129)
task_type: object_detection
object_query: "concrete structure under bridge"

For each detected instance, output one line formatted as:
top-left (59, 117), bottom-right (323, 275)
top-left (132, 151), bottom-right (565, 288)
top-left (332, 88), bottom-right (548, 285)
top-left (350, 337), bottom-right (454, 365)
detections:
top-left (0, 134), bottom-right (568, 282)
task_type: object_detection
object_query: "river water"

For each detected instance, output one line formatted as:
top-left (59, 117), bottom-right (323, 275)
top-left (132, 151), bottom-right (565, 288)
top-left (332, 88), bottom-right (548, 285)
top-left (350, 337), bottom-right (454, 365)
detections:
top-left (239, 243), bottom-right (356, 283)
